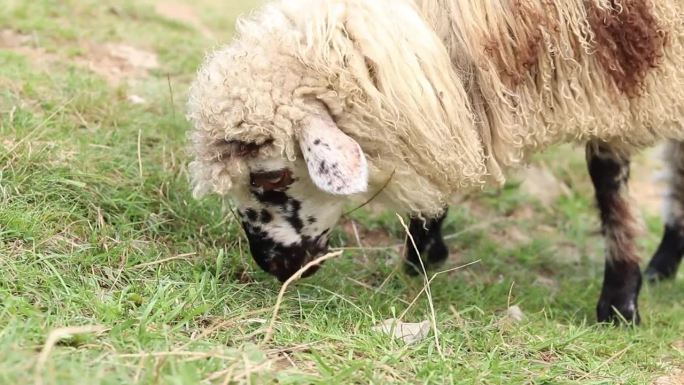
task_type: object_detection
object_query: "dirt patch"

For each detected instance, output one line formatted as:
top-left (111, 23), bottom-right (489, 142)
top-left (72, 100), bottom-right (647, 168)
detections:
top-left (1, 29), bottom-right (32, 49)
top-left (339, 219), bottom-right (395, 249)
top-left (76, 43), bottom-right (159, 86)
top-left (652, 371), bottom-right (684, 385)
top-left (0, 29), bottom-right (58, 67)
top-left (154, 2), bottom-right (215, 39)
top-left (1, 29), bottom-right (158, 86)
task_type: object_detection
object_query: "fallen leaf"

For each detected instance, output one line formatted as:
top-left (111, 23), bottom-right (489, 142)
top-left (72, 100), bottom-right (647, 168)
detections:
top-left (371, 318), bottom-right (430, 345)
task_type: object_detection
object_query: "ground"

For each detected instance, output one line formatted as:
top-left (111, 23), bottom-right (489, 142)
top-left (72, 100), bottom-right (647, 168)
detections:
top-left (0, 0), bottom-right (682, 384)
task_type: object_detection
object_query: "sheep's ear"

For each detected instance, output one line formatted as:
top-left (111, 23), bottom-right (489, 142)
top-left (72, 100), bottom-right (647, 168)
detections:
top-left (298, 115), bottom-right (368, 195)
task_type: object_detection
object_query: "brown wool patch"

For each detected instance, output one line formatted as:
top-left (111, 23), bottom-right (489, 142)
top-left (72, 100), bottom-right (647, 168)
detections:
top-left (587, 0), bottom-right (667, 97)
top-left (486, 1), bottom-right (559, 87)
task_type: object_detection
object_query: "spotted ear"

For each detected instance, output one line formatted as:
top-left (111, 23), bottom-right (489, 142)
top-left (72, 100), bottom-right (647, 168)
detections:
top-left (298, 115), bottom-right (368, 195)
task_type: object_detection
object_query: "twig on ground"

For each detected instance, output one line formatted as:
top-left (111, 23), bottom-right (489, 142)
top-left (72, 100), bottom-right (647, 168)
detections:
top-left (576, 345), bottom-right (632, 381)
top-left (396, 214), bottom-right (443, 359)
top-left (398, 260), bottom-right (481, 320)
top-left (350, 220), bottom-right (368, 264)
top-left (442, 217), bottom-right (506, 241)
top-left (260, 250), bottom-right (344, 345)
top-left (34, 325), bottom-right (108, 385)
top-left (117, 351), bottom-right (235, 360)
top-left (137, 128), bottom-right (143, 180)
top-left (1, 97), bottom-right (74, 163)
top-left (167, 73), bottom-right (176, 118)
top-left (131, 252), bottom-right (197, 269)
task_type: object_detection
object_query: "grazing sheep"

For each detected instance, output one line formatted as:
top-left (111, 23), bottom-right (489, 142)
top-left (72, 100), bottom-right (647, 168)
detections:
top-left (186, 0), bottom-right (684, 324)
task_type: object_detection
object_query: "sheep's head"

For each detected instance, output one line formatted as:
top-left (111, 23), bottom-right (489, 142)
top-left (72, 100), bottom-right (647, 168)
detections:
top-left (186, 26), bottom-right (376, 280)
top-left (189, 64), bottom-right (369, 281)
top-left (229, 114), bottom-right (368, 282)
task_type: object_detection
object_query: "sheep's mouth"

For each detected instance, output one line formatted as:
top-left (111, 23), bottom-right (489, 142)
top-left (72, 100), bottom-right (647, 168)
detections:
top-left (268, 242), bottom-right (329, 283)
top-left (242, 225), bottom-right (329, 282)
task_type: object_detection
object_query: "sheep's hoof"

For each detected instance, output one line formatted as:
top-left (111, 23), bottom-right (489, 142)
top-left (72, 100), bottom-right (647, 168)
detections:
top-left (597, 297), bottom-right (640, 325)
top-left (645, 251), bottom-right (682, 283)
top-left (596, 283), bottom-right (641, 325)
top-left (404, 240), bottom-right (448, 276)
top-left (645, 226), bottom-right (683, 282)
top-left (644, 265), bottom-right (678, 282)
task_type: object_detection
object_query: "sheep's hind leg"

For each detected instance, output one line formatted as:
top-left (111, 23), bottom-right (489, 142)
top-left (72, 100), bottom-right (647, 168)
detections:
top-left (646, 140), bottom-right (684, 281)
top-left (404, 209), bottom-right (449, 275)
top-left (587, 142), bottom-right (642, 324)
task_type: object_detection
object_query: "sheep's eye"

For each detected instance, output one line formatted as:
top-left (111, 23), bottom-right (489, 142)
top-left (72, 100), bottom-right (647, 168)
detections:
top-left (250, 169), bottom-right (295, 191)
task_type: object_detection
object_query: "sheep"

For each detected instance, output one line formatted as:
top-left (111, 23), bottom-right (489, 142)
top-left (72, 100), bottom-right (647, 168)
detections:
top-left (186, 0), bottom-right (684, 324)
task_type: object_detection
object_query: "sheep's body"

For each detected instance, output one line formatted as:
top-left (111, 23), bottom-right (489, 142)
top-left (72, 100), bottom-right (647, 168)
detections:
top-left (188, 0), bottom-right (684, 218)
top-left (187, 0), bottom-right (684, 322)
top-left (419, 0), bottom-right (684, 179)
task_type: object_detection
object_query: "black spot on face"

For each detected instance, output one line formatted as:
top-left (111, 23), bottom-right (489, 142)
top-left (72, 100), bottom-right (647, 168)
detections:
top-left (314, 139), bottom-right (321, 145)
top-left (245, 209), bottom-right (258, 222)
top-left (308, 216), bottom-right (316, 224)
top-left (253, 190), bottom-right (289, 206)
top-left (251, 190), bottom-right (304, 233)
top-left (285, 199), bottom-right (304, 232)
top-left (260, 209), bottom-right (273, 224)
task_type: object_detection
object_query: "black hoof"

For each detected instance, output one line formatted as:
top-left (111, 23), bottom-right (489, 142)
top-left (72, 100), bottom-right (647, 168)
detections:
top-left (644, 265), bottom-right (677, 283)
top-left (403, 260), bottom-right (422, 276)
top-left (404, 239), bottom-right (448, 276)
top-left (597, 296), bottom-right (641, 325)
top-left (404, 211), bottom-right (449, 276)
top-left (645, 252), bottom-right (681, 282)
top-left (426, 239), bottom-right (449, 265)
top-left (596, 260), bottom-right (642, 325)
top-left (645, 225), bottom-right (684, 282)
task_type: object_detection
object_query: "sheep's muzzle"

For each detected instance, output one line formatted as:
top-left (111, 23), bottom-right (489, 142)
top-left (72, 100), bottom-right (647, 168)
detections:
top-left (242, 223), bottom-right (329, 282)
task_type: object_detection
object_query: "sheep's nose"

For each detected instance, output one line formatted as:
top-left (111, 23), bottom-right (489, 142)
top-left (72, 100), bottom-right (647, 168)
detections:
top-left (272, 247), bottom-right (328, 282)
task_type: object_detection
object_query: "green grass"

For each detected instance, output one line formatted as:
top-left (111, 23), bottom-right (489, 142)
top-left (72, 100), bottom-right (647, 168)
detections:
top-left (1, 1), bottom-right (682, 384)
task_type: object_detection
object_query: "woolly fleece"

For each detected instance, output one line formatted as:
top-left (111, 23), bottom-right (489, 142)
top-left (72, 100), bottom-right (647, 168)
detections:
top-left (187, 0), bottom-right (684, 217)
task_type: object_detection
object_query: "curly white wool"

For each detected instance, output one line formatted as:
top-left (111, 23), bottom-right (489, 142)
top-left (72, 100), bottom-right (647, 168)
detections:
top-left (187, 0), bottom-right (684, 217)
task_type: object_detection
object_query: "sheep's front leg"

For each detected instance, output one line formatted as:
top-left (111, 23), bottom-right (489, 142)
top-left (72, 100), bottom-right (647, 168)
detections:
top-left (404, 209), bottom-right (449, 275)
top-left (587, 142), bottom-right (642, 324)
top-left (646, 140), bottom-right (684, 281)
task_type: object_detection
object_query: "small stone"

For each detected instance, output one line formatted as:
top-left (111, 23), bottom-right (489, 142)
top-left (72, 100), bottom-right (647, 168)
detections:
top-left (128, 94), bottom-right (146, 104)
top-left (371, 318), bottom-right (431, 345)
top-left (506, 305), bottom-right (525, 323)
